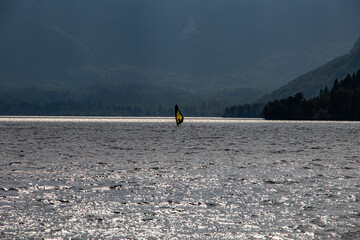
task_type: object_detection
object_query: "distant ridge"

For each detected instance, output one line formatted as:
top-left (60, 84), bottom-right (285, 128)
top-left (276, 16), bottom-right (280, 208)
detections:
top-left (258, 36), bottom-right (360, 103)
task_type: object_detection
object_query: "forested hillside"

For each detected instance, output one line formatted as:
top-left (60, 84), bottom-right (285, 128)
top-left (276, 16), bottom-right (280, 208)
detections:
top-left (262, 70), bottom-right (360, 120)
top-left (0, 83), bottom-right (242, 116)
top-left (223, 37), bottom-right (360, 118)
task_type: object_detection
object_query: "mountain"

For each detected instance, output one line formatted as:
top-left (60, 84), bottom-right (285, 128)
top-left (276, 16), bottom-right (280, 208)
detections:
top-left (258, 37), bottom-right (360, 103)
top-left (1, 0), bottom-right (360, 116)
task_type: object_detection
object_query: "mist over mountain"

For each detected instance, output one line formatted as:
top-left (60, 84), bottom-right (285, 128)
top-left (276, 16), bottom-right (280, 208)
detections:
top-left (1, 0), bottom-right (360, 115)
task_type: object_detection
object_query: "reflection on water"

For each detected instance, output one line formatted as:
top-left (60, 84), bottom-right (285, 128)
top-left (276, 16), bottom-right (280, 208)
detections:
top-left (0, 116), bottom-right (264, 123)
top-left (1, 116), bottom-right (359, 124)
top-left (0, 117), bottom-right (359, 239)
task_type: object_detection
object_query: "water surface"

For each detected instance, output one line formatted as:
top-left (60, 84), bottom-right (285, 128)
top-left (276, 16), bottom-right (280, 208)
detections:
top-left (0, 117), bottom-right (359, 239)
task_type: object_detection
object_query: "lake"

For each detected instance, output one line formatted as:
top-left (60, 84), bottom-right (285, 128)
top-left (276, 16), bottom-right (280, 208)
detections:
top-left (0, 117), bottom-right (359, 239)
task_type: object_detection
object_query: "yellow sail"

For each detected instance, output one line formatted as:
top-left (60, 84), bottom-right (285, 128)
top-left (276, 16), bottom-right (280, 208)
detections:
top-left (175, 104), bottom-right (184, 126)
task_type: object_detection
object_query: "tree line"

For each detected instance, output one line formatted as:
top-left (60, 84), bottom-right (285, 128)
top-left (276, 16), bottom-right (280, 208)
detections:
top-left (262, 70), bottom-right (360, 120)
top-left (223, 103), bottom-right (264, 118)
top-left (0, 84), bottom-right (232, 117)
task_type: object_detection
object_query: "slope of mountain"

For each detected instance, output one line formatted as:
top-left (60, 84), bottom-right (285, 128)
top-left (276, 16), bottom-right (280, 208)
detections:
top-left (258, 37), bottom-right (360, 102)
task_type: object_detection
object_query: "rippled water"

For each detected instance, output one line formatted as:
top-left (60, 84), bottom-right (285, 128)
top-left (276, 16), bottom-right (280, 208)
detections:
top-left (0, 117), bottom-right (359, 239)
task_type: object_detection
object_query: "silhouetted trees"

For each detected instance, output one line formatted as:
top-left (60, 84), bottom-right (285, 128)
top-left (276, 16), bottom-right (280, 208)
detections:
top-left (223, 103), bottom-right (264, 118)
top-left (262, 70), bottom-right (360, 120)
